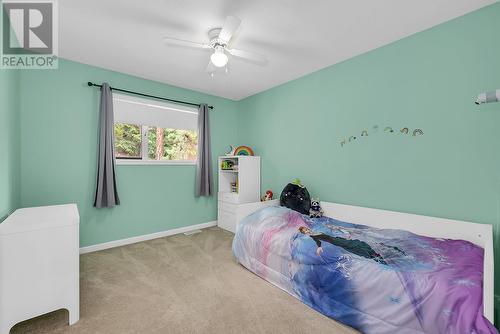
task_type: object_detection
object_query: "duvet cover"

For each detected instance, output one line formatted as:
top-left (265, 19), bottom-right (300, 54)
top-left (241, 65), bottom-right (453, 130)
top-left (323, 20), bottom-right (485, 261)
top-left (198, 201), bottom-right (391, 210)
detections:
top-left (232, 206), bottom-right (497, 334)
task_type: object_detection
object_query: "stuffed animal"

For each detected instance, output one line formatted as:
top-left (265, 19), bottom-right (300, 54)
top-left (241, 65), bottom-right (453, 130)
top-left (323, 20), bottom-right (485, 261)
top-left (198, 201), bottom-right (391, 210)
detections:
top-left (261, 190), bottom-right (273, 201)
top-left (309, 198), bottom-right (323, 218)
top-left (280, 179), bottom-right (311, 215)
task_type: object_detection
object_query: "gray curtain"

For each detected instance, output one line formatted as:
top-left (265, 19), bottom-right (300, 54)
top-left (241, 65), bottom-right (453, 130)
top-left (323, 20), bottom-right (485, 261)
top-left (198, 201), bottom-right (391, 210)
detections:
top-left (94, 83), bottom-right (120, 208)
top-left (195, 104), bottom-right (213, 197)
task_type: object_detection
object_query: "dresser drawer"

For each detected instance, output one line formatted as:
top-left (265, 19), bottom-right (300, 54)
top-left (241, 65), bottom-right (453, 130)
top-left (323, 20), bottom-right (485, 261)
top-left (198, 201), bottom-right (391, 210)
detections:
top-left (218, 201), bottom-right (237, 214)
top-left (217, 209), bottom-right (237, 233)
top-left (218, 192), bottom-right (239, 204)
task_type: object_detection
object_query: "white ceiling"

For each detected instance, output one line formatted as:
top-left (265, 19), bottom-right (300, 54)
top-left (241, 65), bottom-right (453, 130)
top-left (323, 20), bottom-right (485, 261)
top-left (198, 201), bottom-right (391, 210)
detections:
top-left (60, 0), bottom-right (496, 100)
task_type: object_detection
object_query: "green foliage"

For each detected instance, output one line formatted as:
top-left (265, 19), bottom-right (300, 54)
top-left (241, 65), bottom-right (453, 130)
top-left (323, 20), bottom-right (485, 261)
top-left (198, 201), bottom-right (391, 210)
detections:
top-left (114, 122), bottom-right (197, 160)
top-left (148, 127), bottom-right (198, 160)
top-left (114, 123), bottom-right (141, 157)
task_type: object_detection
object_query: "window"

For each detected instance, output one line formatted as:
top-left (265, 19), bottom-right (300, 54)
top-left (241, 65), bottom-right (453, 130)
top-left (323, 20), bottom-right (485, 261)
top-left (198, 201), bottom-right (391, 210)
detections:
top-left (113, 93), bottom-right (198, 164)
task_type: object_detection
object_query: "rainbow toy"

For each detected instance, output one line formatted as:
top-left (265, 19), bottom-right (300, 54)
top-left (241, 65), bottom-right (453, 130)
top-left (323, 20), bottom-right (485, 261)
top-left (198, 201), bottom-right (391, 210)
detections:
top-left (234, 145), bottom-right (254, 156)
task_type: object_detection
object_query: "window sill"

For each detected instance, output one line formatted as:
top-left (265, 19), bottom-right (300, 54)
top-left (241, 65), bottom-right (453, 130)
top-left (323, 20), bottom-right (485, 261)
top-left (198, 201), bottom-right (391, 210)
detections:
top-left (116, 160), bottom-right (196, 166)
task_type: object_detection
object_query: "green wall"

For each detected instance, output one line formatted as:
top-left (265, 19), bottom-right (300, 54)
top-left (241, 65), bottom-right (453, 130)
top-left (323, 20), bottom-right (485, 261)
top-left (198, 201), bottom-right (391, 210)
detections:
top-left (237, 2), bottom-right (500, 316)
top-left (0, 69), bottom-right (20, 221)
top-left (18, 59), bottom-right (238, 247)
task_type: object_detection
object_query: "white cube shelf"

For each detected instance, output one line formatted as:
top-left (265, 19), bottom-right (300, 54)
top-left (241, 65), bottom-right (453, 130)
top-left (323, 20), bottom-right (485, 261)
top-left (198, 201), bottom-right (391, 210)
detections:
top-left (218, 156), bottom-right (260, 232)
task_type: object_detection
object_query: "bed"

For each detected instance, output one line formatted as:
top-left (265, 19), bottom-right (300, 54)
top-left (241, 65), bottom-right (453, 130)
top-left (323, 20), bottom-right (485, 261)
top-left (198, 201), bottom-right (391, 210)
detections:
top-left (232, 200), bottom-right (496, 334)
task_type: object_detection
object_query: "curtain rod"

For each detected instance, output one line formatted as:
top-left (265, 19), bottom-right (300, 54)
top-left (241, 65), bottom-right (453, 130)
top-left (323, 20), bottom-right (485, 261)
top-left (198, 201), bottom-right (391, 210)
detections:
top-left (87, 82), bottom-right (214, 109)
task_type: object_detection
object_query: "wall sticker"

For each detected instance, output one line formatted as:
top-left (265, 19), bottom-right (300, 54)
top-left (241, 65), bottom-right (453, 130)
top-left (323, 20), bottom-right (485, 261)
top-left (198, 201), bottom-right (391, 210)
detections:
top-left (413, 129), bottom-right (424, 136)
top-left (339, 125), bottom-right (424, 148)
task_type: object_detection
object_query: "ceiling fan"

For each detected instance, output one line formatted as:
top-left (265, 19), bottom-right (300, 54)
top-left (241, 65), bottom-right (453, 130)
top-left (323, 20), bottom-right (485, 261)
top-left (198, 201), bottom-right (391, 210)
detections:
top-left (163, 16), bottom-right (268, 76)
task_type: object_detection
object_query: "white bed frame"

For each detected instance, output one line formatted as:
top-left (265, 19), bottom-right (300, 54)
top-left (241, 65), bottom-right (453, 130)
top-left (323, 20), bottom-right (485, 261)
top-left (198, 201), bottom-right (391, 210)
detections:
top-left (237, 199), bottom-right (494, 324)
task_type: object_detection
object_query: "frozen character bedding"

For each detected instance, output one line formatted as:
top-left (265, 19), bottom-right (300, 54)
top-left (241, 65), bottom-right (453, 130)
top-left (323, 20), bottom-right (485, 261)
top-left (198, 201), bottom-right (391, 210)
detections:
top-left (232, 206), bottom-right (497, 334)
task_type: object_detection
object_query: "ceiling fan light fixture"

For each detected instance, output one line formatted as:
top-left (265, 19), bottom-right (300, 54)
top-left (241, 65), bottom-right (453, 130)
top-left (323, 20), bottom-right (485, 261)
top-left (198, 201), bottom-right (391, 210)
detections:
top-left (163, 15), bottom-right (267, 75)
top-left (210, 46), bottom-right (228, 67)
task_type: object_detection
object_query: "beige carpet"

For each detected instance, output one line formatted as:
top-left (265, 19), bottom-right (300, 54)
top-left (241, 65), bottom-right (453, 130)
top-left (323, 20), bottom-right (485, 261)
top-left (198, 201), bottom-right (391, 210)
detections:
top-left (11, 227), bottom-right (359, 334)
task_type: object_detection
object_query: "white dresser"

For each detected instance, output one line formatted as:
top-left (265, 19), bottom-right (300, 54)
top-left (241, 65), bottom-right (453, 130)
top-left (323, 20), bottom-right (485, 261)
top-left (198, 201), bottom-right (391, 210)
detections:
top-left (0, 204), bottom-right (80, 334)
top-left (218, 156), bottom-right (260, 232)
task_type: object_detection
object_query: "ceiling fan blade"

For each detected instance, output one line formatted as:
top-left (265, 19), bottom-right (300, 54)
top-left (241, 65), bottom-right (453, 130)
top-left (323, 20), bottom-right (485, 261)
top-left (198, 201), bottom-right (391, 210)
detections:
top-left (164, 37), bottom-right (211, 50)
top-left (218, 16), bottom-right (241, 44)
top-left (227, 48), bottom-right (268, 65)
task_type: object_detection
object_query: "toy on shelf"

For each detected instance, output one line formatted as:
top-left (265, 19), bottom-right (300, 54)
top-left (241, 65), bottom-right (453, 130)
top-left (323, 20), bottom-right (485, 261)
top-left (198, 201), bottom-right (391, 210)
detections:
top-left (261, 190), bottom-right (274, 201)
top-left (221, 159), bottom-right (235, 170)
top-left (309, 198), bottom-right (324, 218)
top-left (234, 145), bottom-right (254, 156)
top-left (230, 181), bottom-right (238, 193)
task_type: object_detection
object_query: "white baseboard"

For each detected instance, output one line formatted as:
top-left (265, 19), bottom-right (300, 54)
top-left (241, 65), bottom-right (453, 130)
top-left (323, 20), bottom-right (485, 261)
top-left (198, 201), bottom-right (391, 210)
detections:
top-left (79, 221), bottom-right (218, 254)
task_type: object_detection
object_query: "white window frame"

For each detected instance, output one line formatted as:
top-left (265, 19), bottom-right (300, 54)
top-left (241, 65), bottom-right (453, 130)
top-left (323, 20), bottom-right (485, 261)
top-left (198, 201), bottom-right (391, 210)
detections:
top-left (113, 94), bottom-right (198, 166)
top-left (116, 125), bottom-right (197, 166)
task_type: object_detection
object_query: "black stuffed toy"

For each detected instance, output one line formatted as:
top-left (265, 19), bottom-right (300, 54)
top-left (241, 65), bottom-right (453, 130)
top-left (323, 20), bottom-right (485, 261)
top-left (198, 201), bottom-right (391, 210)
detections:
top-left (280, 179), bottom-right (311, 215)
